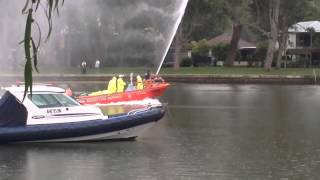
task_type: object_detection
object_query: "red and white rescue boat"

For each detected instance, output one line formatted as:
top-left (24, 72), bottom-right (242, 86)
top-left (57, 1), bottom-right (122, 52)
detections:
top-left (76, 82), bottom-right (170, 105)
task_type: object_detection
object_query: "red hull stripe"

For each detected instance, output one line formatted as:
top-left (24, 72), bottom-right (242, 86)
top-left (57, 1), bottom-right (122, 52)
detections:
top-left (77, 83), bottom-right (169, 105)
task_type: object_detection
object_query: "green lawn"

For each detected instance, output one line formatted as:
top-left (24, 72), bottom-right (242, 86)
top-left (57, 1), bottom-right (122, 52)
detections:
top-left (2, 66), bottom-right (320, 76)
top-left (160, 67), bottom-right (320, 76)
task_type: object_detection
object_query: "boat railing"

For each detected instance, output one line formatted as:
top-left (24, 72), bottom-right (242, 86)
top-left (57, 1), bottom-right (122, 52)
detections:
top-left (127, 103), bottom-right (166, 115)
top-left (128, 107), bottom-right (152, 115)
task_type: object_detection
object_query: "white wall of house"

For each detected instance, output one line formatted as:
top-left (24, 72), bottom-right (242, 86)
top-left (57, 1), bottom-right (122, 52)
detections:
top-left (288, 21), bottom-right (320, 49)
top-left (287, 33), bottom-right (296, 49)
top-left (286, 21), bottom-right (320, 66)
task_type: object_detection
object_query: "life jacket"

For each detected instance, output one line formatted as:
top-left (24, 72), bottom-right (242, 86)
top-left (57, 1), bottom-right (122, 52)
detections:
top-left (117, 77), bottom-right (126, 93)
top-left (136, 76), bottom-right (144, 90)
top-left (107, 77), bottom-right (117, 94)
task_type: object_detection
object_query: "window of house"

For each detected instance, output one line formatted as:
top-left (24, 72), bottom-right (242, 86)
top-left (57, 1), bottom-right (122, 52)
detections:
top-left (312, 34), bottom-right (320, 47)
top-left (297, 33), bottom-right (311, 47)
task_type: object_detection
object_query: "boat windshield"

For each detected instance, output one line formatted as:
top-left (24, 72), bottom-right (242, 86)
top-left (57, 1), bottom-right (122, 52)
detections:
top-left (28, 94), bottom-right (79, 108)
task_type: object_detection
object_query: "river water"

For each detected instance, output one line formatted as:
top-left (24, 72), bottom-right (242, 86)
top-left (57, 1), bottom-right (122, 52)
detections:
top-left (1, 83), bottom-right (320, 180)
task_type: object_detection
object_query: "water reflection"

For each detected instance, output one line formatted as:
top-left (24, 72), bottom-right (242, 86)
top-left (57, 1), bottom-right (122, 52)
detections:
top-left (162, 84), bottom-right (320, 179)
top-left (1, 83), bottom-right (320, 179)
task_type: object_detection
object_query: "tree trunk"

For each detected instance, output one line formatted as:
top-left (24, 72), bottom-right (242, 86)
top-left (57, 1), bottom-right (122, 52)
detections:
top-left (265, 38), bottom-right (277, 71)
top-left (173, 27), bottom-right (183, 70)
top-left (264, 0), bottom-right (280, 71)
top-left (276, 32), bottom-right (287, 69)
top-left (276, 15), bottom-right (288, 69)
top-left (310, 31), bottom-right (313, 67)
top-left (225, 22), bottom-right (242, 67)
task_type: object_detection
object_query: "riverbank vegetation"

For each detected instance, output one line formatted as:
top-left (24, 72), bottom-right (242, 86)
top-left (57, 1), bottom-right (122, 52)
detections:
top-left (2, 66), bottom-right (319, 77)
top-left (19, 0), bottom-right (320, 73)
top-left (16, 0), bottom-right (320, 93)
top-left (173, 0), bottom-right (320, 71)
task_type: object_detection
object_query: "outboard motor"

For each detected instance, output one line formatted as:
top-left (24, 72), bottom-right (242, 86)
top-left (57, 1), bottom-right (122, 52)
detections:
top-left (0, 91), bottom-right (28, 127)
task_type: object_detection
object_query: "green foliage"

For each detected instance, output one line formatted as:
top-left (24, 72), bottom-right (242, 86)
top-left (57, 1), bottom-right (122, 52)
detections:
top-left (281, 0), bottom-right (315, 27)
top-left (23, 9), bottom-right (33, 99)
top-left (224, 0), bottom-right (251, 22)
top-left (303, 0), bottom-right (320, 20)
top-left (22, 0), bottom-right (63, 100)
top-left (18, 0), bottom-right (320, 89)
top-left (249, 0), bottom-right (317, 35)
top-left (182, 0), bottom-right (230, 41)
top-left (190, 39), bottom-right (210, 56)
top-left (192, 55), bottom-right (212, 66)
top-left (255, 41), bottom-right (268, 62)
top-left (211, 43), bottom-right (230, 61)
top-left (180, 57), bottom-right (193, 67)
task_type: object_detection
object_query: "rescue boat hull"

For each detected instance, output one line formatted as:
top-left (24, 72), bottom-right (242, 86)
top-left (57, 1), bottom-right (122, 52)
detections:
top-left (77, 83), bottom-right (169, 105)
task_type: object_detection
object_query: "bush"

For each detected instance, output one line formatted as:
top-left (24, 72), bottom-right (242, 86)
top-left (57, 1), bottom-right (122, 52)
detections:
top-left (192, 55), bottom-right (211, 66)
top-left (180, 57), bottom-right (193, 67)
top-left (255, 41), bottom-right (268, 63)
top-left (211, 43), bottom-right (229, 62)
top-left (190, 39), bottom-right (210, 56)
top-left (162, 62), bottom-right (174, 68)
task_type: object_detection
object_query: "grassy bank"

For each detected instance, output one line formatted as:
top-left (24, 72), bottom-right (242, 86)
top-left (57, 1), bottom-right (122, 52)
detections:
top-left (160, 67), bottom-right (320, 76)
top-left (2, 67), bottom-right (320, 77)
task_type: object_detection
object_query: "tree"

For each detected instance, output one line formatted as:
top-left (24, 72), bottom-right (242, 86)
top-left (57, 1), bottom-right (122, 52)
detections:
top-left (22, 0), bottom-right (63, 98)
top-left (264, 0), bottom-right (280, 71)
top-left (224, 0), bottom-right (250, 67)
top-left (174, 0), bottom-right (252, 68)
top-left (173, 26), bottom-right (183, 69)
top-left (250, 0), bottom-right (319, 70)
top-left (172, 0), bottom-right (230, 70)
top-left (275, 0), bottom-right (318, 68)
top-left (190, 39), bottom-right (210, 56)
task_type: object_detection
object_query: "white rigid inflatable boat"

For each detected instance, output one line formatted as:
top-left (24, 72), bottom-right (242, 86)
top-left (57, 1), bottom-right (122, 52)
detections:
top-left (0, 85), bottom-right (165, 143)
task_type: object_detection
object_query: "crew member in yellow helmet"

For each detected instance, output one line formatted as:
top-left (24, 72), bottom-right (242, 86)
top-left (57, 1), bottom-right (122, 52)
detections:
top-left (117, 74), bottom-right (126, 93)
top-left (107, 76), bottom-right (117, 94)
top-left (136, 75), bottom-right (144, 90)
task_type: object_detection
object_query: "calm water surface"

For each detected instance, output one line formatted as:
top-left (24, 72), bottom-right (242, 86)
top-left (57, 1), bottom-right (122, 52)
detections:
top-left (1, 83), bottom-right (320, 180)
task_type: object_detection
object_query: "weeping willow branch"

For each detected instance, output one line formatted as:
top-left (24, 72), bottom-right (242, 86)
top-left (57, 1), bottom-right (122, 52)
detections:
top-left (22, 0), bottom-right (64, 100)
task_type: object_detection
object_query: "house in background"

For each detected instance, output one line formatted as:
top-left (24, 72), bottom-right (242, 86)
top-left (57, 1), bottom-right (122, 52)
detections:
top-left (207, 32), bottom-right (257, 66)
top-left (287, 21), bottom-right (320, 67)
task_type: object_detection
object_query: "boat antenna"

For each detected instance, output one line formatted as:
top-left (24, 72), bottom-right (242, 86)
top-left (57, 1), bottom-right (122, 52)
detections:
top-left (130, 73), bottom-right (133, 85)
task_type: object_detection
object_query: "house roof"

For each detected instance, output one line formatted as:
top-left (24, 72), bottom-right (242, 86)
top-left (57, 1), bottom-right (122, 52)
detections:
top-left (289, 21), bottom-right (320, 33)
top-left (207, 32), bottom-right (256, 49)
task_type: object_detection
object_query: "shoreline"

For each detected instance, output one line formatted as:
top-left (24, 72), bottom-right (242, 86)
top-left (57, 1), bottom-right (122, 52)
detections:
top-left (0, 74), bottom-right (318, 85)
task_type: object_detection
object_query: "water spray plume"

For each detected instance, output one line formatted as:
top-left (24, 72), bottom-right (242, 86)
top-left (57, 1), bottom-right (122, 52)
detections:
top-left (156, 0), bottom-right (189, 75)
top-left (0, 0), bottom-right (189, 82)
